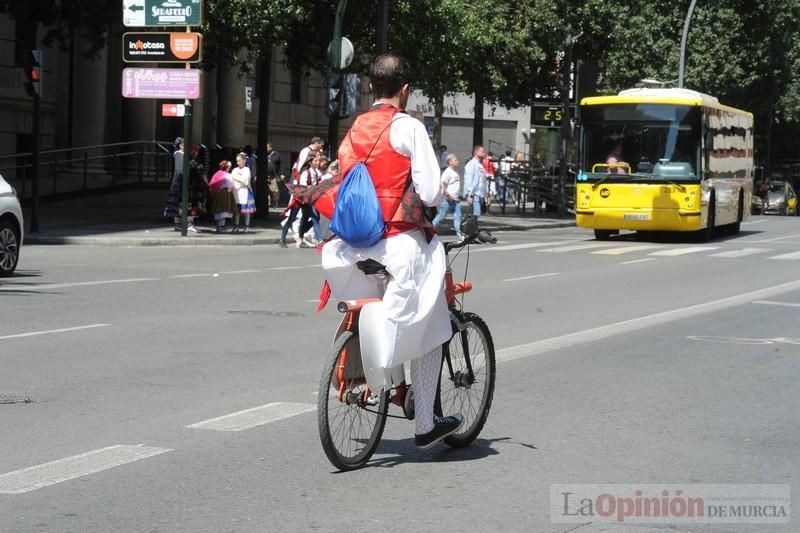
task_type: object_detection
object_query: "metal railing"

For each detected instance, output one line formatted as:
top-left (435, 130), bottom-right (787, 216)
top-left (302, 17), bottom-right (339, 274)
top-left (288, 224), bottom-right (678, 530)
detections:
top-left (0, 140), bottom-right (175, 201)
top-left (490, 162), bottom-right (575, 215)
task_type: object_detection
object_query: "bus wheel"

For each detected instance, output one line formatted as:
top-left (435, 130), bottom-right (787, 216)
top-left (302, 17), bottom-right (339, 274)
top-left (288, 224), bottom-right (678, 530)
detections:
top-left (728, 191), bottom-right (743, 235)
top-left (594, 229), bottom-right (614, 240)
top-left (701, 196), bottom-right (716, 242)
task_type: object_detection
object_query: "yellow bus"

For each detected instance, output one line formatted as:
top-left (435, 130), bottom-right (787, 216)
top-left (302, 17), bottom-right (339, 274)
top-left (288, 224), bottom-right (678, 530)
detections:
top-left (575, 88), bottom-right (754, 240)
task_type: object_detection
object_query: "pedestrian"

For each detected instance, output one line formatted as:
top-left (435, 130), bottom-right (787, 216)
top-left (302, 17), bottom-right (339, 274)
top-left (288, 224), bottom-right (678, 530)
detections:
top-left (265, 142), bottom-right (282, 207)
top-left (279, 153), bottom-right (321, 248)
top-left (316, 53), bottom-right (463, 449)
top-left (163, 139), bottom-right (198, 232)
top-left (464, 144), bottom-right (488, 220)
top-left (231, 152), bottom-right (256, 233)
top-left (439, 144), bottom-right (449, 172)
top-left (483, 151), bottom-right (496, 209)
top-left (296, 154), bottom-right (324, 247)
top-left (499, 149), bottom-right (513, 206)
top-left (432, 153), bottom-right (463, 240)
top-left (292, 137), bottom-right (324, 179)
top-left (318, 159), bottom-right (339, 238)
top-left (208, 160), bottom-right (236, 233)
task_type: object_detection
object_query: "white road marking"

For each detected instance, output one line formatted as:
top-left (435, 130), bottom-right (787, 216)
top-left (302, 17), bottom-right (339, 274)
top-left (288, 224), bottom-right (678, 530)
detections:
top-left (539, 243), bottom-right (613, 253)
top-left (767, 251), bottom-right (800, 260)
top-left (502, 272), bottom-right (560, 283)
top-left (186, 402), bottom-right (316, 431)
top-left (620, 258), bottom-right (655, 265)
top-left (0, 324), bottom-right (111, 341)
top-left (495, 279), bottom-right (800, 363)
top-left (0, 278), bottom-right (157, 291)
top-left (591, 245), bottom-right (660, 255)
top-left (269, 266), bottom-right (306, 271)
top-left (742, 219), bottom-right (767, 225)
top-left (648, 246), bottom-right (720, 256)
top-left (751, 233), bottom-right (800, 243)
top-left (708, 248), bottom-right (771, 258)
top-left (474, 240), bottom-right (577, 253)
top-left (170, 273), bottom-right (211, 278)
top-left (220, 269), bottom-right (263, 274)
top-left (752, 300), bottom-right (800, 308)
top-left (0, 445), bottom-right (171, 494)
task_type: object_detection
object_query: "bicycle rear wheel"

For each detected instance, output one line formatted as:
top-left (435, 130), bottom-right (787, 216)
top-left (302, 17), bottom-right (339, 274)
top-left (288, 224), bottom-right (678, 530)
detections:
top-left (436, 312), bottom-right (496, 447)
top-left (318, 330), bottom-right (388, 471)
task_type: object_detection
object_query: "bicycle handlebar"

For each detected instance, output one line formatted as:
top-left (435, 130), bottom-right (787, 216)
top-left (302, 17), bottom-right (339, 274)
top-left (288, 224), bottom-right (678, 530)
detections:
top-left (444, 229), bottom-right (497, 253)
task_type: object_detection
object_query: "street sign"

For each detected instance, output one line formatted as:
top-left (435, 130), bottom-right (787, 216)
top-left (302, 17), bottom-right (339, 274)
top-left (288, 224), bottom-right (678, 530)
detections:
top-left (123, 0), bottom-right (203, 27)
top-left (161, 103), bottom-right (186, 117)
top-left (245, 86), bottom-right (253, 112)
top-left (122, 68), bottom-right (202, 99)
top-left (327, 37), bottom-right (354, 70)
top-left (123, 32), bottom-right (201, 63)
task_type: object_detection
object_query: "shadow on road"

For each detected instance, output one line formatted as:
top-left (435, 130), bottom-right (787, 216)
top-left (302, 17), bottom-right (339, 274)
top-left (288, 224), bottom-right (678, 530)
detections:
top-left (330, 436), bottom-right (539, 471)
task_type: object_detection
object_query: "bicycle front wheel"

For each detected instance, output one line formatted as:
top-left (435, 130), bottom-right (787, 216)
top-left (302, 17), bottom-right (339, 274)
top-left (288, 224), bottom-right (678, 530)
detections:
top-left (318, 330), bottom-right (388, 471)
top-left (436, 312), bottom-right (496, 447)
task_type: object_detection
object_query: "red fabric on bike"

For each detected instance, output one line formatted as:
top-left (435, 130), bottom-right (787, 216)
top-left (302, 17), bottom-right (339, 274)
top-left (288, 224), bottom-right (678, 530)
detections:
top-left (316, 280), bottom-right (331, 312)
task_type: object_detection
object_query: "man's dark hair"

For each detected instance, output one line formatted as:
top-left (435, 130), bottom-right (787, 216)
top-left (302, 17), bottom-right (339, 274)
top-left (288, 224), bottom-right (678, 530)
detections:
top-left (310, 136), bottom-right (323, 145)
top-left (369, 54), bottom-right (411, 98)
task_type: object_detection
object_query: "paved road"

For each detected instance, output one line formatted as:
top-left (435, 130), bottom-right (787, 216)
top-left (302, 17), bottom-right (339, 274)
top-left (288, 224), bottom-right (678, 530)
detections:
top-left (1, 216), bottom-right (798, 532)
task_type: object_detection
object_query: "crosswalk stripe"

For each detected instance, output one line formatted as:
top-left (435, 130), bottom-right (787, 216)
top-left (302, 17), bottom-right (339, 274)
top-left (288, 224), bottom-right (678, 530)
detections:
top-left (186, 402), bottom-right (316, 431)
top-left (591, 245), bottom-right (661, 255)
top-left (0, 445), bottom-right (171, 494)
top-left (478, 240), bottom-right (577, 252)
top-left (540, 243), bottom-right (613, 253)
top-left (767, 251), bottom-right (800, 260)
top-left (708, 248), bottom-right (771, 258)
top-left (649, 246), bottom-right (720, 256)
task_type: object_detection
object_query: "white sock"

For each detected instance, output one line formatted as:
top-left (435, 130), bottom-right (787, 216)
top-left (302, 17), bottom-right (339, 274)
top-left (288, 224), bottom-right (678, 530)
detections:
top-left (411, 345), bottom-right (442, 435)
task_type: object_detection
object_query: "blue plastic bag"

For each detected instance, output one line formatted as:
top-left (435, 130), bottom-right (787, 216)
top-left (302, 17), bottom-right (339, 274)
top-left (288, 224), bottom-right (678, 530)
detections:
top-left (329, 162), bottom-right (385, 248)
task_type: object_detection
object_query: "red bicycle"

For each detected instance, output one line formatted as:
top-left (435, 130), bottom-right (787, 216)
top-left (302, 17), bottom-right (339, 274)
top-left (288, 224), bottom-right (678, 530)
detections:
top-left (317, 223), bottom-right (497, 471)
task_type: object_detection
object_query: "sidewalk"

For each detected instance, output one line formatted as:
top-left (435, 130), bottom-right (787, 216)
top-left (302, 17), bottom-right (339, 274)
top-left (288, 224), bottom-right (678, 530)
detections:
top-left (22, 206), bottom-right (575, 246)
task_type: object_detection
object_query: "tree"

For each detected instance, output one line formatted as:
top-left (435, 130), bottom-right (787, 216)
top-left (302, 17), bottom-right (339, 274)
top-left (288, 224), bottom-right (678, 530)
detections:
top-left (575, 0), bottom-right (800, 168)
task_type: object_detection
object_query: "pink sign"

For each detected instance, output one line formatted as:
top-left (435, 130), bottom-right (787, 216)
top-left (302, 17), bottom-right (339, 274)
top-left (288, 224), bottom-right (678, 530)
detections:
top-left (122, 68), bottom-right (202, 99)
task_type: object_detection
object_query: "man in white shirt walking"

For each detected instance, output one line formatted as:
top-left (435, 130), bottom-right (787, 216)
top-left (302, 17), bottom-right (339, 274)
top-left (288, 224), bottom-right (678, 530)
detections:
top-left (432, 153), bottom-right (463, 240)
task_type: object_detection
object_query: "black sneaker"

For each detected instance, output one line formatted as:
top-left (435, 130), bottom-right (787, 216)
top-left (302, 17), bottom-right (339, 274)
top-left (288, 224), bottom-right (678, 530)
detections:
top-left (414, 414), bottom-right (464, 449)
top-left (278, 240), bottom-right (288, 248)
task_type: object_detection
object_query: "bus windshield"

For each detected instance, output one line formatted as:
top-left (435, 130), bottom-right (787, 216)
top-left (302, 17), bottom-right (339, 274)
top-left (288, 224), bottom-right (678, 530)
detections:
top-left (580, 104), bottom-right (701, 182)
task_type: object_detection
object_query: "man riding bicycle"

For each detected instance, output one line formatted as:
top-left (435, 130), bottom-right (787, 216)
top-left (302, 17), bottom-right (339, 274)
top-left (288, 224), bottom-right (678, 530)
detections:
top-left (318, 54), bottom-right (464, 449)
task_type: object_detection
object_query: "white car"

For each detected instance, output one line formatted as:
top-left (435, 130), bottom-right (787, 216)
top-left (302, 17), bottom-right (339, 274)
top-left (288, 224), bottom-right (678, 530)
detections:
top-left (0, 174), bottom-right (23, 276)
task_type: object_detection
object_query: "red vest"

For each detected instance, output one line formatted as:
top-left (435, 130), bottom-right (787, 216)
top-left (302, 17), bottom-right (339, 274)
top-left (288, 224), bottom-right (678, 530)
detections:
top-left (337, 106), bottom-right (419, 236)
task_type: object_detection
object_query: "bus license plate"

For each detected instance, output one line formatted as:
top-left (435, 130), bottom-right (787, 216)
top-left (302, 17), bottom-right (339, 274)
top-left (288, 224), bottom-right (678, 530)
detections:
top-left (624, 213), bottom-right (650, 220)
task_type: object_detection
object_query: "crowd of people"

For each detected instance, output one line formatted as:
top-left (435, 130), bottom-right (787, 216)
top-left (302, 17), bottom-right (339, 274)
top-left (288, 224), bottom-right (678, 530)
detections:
top-left (163, 136), bottom-right (526, 241)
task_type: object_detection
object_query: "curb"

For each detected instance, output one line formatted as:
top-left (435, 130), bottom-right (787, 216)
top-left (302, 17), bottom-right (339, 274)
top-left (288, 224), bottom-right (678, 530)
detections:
top-left (24, 235), bottom-right (284, 246)
top-left (24, 221), bottom-right (576, 246)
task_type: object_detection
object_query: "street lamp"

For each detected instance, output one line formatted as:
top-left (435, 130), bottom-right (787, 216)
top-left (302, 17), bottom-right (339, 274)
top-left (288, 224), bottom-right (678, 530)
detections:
top-left (678, 0), bottom-right (698, 88)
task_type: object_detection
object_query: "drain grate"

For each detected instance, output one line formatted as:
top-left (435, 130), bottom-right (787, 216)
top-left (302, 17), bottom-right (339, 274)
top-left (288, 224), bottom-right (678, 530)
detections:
top-left (0, 393), bottom-right (32, 404)
top-left (228, 310), bottom-right (306, 317)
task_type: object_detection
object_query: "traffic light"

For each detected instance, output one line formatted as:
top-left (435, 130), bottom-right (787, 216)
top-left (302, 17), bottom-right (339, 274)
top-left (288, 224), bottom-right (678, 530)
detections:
top-left (21, 49), bottom-right (41, 98)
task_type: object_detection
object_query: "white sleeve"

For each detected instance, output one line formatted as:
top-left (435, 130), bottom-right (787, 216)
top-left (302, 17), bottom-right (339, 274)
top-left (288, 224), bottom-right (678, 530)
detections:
top-left (390, 114), bottom-right (442, 206)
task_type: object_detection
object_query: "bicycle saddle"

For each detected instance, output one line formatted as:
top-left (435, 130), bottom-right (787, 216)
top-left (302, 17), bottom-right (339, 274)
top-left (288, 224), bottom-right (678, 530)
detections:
top-left (356, 259), bottom-right (390, 277)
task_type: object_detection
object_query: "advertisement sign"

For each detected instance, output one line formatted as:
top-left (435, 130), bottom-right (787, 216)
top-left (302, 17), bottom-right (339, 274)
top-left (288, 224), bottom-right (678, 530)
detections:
top-left (123, 0), bottom-right (203, 27)
top-left (122, 68), bottom-right (202, 99)
top-left (123, 33), bottom-right (201, 63)
top-left (161, 103), bottom-right (186, 117)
